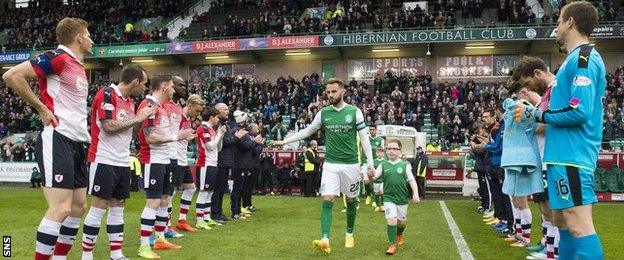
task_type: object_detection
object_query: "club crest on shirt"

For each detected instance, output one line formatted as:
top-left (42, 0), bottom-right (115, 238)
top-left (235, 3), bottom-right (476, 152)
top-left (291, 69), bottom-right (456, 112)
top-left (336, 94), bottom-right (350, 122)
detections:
top-left (397, 167), bottom-right (403, 174)
top-left (150, 179), bottom-right (156, 185)
top-left (345, 114), bottom-right (353, 123)
top-left (117, 109), bottom-right (127, 120)
top-left (159, 117), bottom-right (169, 126)
top-left (93, 185), bottom-right (100, 192)
top-left (54, 174), bottom-right (63, 183)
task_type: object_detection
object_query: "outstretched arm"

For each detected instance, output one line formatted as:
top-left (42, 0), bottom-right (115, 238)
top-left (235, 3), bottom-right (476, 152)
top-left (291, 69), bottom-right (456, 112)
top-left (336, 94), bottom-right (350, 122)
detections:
top-left (280, 112), bottom-right (322, 145)
top-left (356, 109), bottom-right (374, 167)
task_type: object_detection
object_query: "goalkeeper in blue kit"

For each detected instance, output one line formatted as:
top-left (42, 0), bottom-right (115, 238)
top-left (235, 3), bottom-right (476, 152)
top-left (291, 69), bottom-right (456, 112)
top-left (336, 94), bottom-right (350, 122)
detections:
top-left (514, 1), bottom-right (605, 259)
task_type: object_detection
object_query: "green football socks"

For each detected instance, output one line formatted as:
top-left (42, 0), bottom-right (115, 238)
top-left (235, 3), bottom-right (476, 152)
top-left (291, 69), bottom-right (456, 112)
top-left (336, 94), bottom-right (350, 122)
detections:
top-left (321, 200), bottom-right (333, 239)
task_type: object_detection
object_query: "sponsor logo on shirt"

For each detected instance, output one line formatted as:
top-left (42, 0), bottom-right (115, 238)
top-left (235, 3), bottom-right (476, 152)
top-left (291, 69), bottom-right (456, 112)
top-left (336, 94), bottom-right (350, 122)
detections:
top-left (573, 75), bottom-right (591, 86)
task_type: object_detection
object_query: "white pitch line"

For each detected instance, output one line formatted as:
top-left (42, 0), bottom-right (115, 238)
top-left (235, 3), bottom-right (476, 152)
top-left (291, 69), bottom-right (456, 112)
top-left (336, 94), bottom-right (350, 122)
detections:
top-left (439, 201), bottom-right (475, 260)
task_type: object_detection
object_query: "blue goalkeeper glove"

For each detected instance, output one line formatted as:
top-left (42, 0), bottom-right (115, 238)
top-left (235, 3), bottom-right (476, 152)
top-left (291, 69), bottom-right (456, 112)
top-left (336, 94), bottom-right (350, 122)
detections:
top-left (513, 100), bottom-right (542, 123)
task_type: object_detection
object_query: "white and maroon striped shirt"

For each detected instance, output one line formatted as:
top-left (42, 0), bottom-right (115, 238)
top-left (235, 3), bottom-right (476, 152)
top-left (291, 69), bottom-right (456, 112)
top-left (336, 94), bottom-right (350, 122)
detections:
top-left (164, 101), bottom-right (191, 166)
top-left (30, 45), bottom-right (89, 142)
top-left (195, 122), bottom-right (221, 167)
top-left (138, 96), bottom-right (171, 164)
top-left (88, 84), bottom-right (136, 166)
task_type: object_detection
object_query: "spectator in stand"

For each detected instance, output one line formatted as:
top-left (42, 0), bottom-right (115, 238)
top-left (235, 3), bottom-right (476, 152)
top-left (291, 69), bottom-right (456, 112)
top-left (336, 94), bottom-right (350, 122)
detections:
top-left (603, 112), bottom-right (620, 150)
top-left (1, 141), bottom-right (10, 161)
top-left (1, 0), bottom-right (191, 51)
top-left (271, 122), bottom-right (288, 141)
top-left (0, 122), bottom-right (7, 138)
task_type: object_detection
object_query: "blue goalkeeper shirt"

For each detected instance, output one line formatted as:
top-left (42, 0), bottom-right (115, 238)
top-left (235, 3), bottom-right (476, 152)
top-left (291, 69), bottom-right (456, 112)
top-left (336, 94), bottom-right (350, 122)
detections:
top-left (540, 44), bottom-right (606, 170)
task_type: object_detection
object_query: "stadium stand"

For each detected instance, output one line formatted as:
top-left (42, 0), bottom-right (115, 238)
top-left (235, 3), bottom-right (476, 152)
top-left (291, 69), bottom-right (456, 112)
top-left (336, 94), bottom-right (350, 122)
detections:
top-left (182, 0), bottom-right (621, 40)
top-left (1, 64), bottom-right (623, 161)
top-left (1, 0), bottom-right (620, 50)
top-left (0, 0), bottom-right (195, 51)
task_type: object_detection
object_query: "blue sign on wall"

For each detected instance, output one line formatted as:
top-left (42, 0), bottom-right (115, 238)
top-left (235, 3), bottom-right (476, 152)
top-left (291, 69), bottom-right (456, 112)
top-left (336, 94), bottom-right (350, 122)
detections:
top-left (0, 51), bottom-right (31, 64)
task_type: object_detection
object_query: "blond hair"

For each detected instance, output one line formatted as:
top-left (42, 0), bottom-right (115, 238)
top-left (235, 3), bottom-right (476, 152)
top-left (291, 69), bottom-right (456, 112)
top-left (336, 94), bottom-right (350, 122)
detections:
top-left (55, 18), bottom-right (89, 46)
top-left (187, 94), bottom-right (206, 107)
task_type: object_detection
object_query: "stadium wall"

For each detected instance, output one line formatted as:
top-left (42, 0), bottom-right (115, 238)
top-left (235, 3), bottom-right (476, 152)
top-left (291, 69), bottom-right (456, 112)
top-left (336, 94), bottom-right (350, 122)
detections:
top-left (109, 65), bottom-right (189, 81)
top-left (101, 52), bottom-right (624, 83)
top-left (254, 59), bottom-right (322, 80)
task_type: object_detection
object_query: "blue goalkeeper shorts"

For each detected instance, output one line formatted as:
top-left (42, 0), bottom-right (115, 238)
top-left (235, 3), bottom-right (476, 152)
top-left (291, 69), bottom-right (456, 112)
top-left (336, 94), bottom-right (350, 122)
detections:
top-left (546, 165), bottom-right (597, 210)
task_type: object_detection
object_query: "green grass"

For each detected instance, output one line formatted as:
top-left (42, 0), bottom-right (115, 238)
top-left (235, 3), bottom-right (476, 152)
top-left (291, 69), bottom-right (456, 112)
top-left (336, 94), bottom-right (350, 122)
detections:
top-left (1, 186), bottom-right (623, 259)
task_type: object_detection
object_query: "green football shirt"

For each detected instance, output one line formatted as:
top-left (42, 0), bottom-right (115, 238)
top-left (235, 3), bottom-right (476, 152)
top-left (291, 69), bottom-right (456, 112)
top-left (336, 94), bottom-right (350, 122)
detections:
top-left (376, 159), bottom-right (414, 205)
top-left (320, 104), bottom-right (366, 164)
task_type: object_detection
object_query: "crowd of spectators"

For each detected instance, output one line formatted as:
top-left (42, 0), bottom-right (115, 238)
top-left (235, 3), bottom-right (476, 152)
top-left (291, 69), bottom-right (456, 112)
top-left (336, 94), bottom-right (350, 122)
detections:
top-left (0, 0), bottom-right (620, 50)
top-left (185, 0), bottom-right (621, 40)
top-left (0, 0), bottom-right (193, 51)
top-left (1, 63), bottom-right (623, 161)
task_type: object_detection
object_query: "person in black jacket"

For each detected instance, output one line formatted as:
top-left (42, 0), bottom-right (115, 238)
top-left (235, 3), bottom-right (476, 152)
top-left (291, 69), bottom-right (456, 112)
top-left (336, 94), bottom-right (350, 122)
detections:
top-left (470, 127), bottom-right (491, 213)
top-left (277, 160), bottom-right (294, 195)
top-left (229, 111), bottom-right (255, 220)
top-left (242, 123), bottom-right (264, 213)
top-left (212, 103), bottom-right (247, 222)
top-left (259, 151), bottom-right (276, 194)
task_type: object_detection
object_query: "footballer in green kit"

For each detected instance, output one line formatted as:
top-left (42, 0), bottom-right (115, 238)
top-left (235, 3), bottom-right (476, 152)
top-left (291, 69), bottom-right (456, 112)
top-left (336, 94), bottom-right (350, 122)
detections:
top-left (367, 139), bottom-right (420, 255)
top-left (363, 125), bottom-right (384, 206)
top-left (271, 78), bottom-right (375, 254)
top-left (372, 147), bottom-right (386, 212)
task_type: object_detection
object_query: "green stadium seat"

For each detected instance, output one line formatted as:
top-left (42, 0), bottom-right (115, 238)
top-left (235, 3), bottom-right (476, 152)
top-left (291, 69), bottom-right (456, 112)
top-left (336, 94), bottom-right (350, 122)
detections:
top-left (618, 168), bottom-right (624, 193)
top-left (605, 167), bottom-right (623, 193)
top-left (594, 168), bottom-right (608, 192)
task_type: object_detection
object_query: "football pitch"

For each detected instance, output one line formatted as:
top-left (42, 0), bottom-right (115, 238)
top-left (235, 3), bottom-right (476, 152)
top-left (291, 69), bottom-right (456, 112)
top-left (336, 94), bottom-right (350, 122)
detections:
top-left (1, 186), bottom-right (622, 259)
